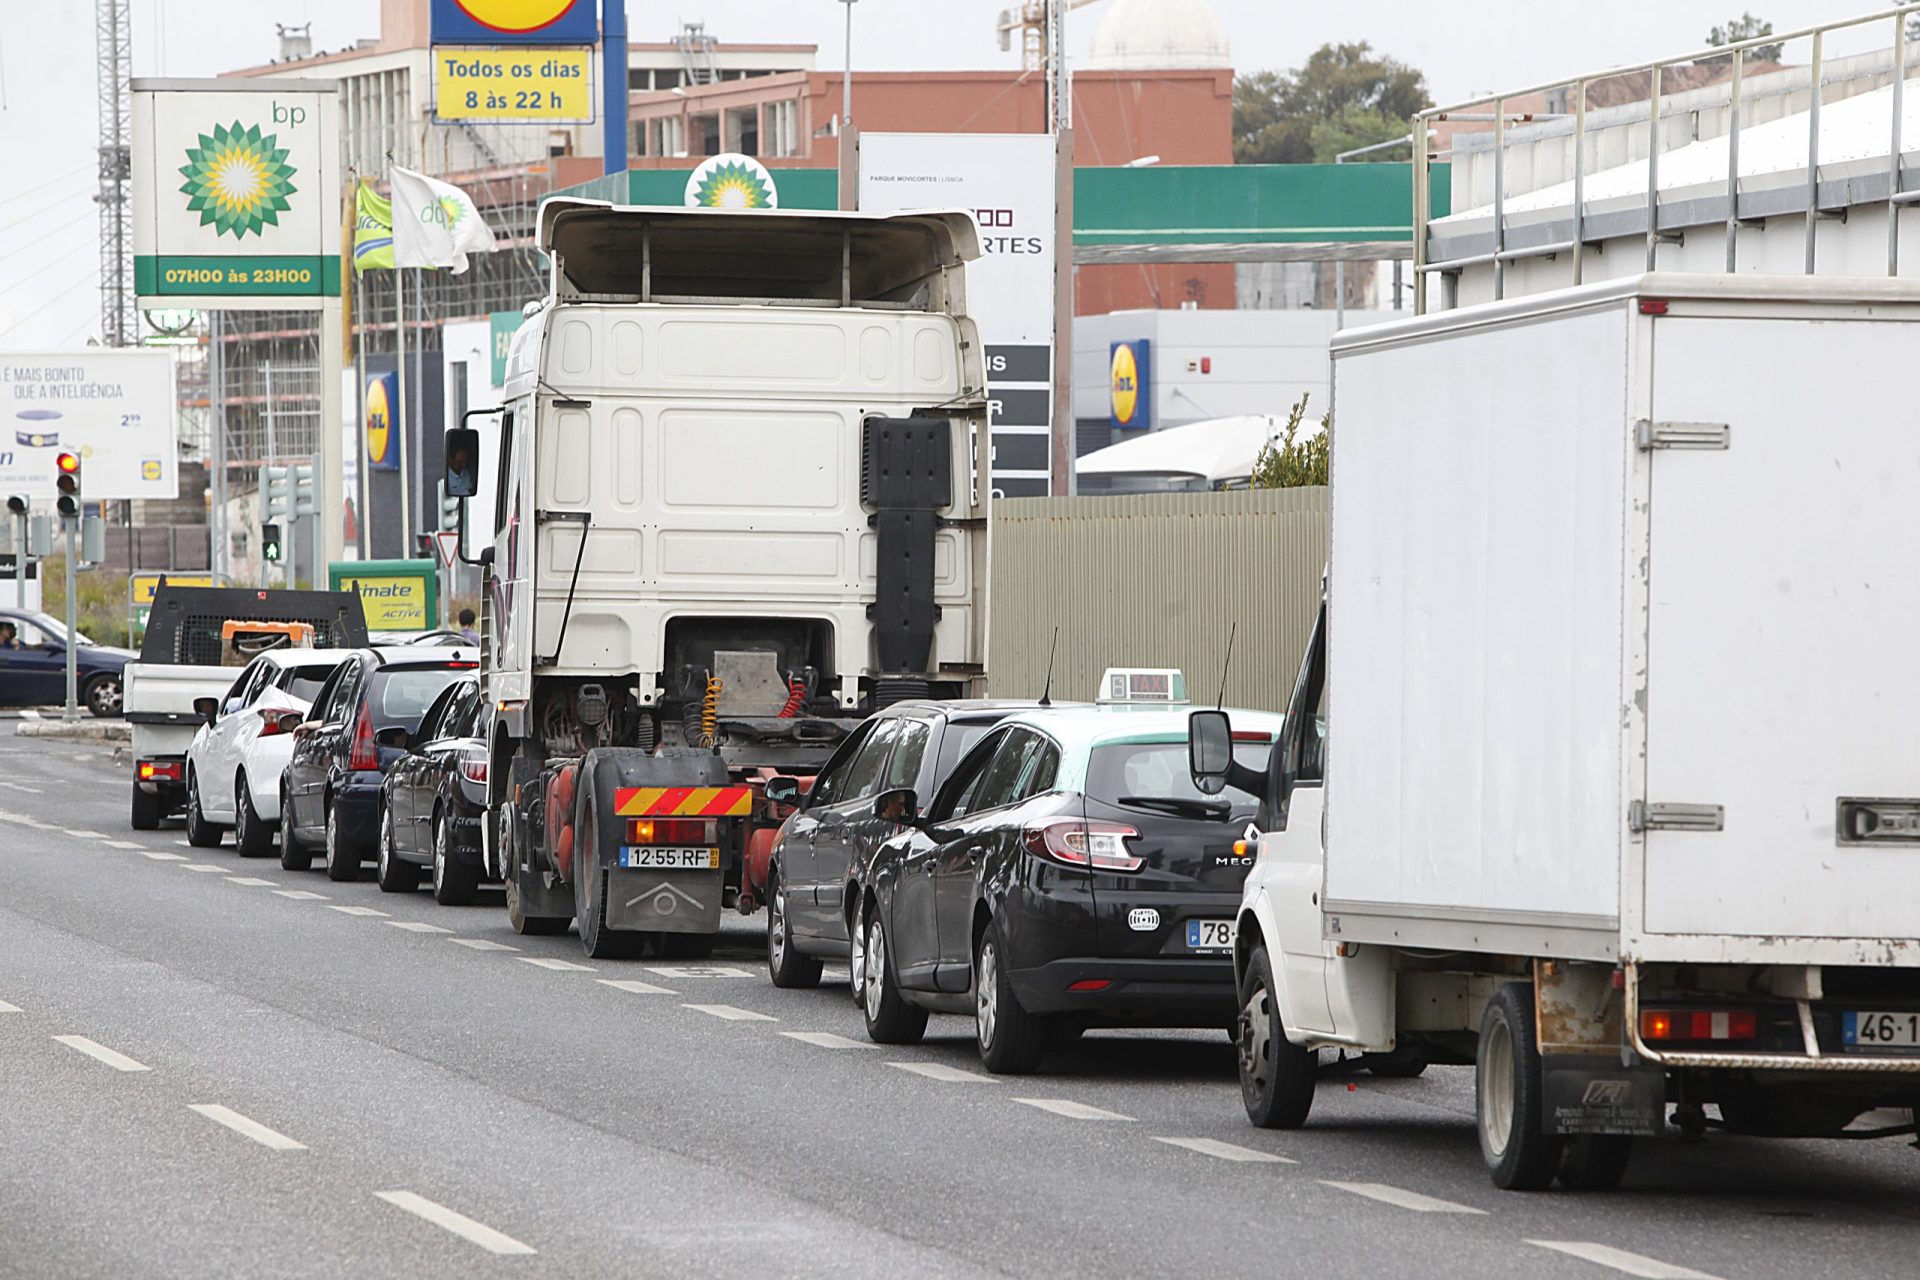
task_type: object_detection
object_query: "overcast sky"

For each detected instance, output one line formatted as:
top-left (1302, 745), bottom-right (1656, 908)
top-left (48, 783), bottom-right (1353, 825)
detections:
top-left (0, 0), bottom-right (1884, 348)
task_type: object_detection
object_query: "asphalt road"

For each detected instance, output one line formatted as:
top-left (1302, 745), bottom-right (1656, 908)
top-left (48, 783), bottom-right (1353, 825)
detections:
top-left (2, 724), bottom-right (1917, 1279)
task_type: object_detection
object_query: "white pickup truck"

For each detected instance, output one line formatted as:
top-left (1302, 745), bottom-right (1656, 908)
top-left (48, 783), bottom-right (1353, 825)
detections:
top-left (127, 586), bottom-right (369, 829)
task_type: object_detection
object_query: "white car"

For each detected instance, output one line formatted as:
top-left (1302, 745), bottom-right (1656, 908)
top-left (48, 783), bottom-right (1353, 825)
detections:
top-left (184, 649), bottom-right (357, 855)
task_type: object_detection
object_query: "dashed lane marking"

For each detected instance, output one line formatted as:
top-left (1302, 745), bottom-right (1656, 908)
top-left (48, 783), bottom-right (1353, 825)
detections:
top-left (646, 966), bottom-right (752, 979)
top-left (1013, 1098), bottom-right (1135, 1122)
top-left (226, 877), bottom-right (275, 887)
top-left (0, 998), bottom-right (20, 1013)
top-left (780, 1031), bottom-right (876, 1050)
top-left (104, 840), bottom-right (143, 849)
top-left (447, 938), bottom-right (520, 952)
top-left (1151, 1136), bottom-right (1295, 1164)
top-left (326, 905), bottom-right (390, 917)
top-left (1526, 1242), bottom-right (1723, 1280)
top-left (519, 957), bottom-right (594, 972)
top-left (140, 851), bottom-right (186, 862)
top-left (62, 830), bottom-right (105, 839)
top-left (53, 1035), bottom-right (150, 1073)
top-left (1319, 1182), bottom-right (1486, 1214)
top-left (387, 921), bottom-right (451, 934)
top-left (682, 1004), bottom-right (776, 1022)
top-left (188, 1104), bottom-right (306, 1151)
top-left (888, 1062), bottom-right (1000, 1084)
top-left (172, 840), bottom-right (194, 848)
top-left (598, 979), bottom-right (677, 996)
top-left (272, 890), bottom-right (328, 901)
top-left (180, 864), bottom-right (225, 873)
top-left (0, 780), bottom-right (42, 792)
top-left (373, 1191), bottom-right (536, 1257)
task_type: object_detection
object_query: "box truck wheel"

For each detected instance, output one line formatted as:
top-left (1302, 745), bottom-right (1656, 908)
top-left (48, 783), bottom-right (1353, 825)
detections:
top-left (1238, 945), bottom-right (1315, 1129)
top-left (501, 804), bottom-right (568, 936)
top-left (1477, 982), bottom-right (1560, 1190)
top-left (130, 783), bottom-right (161, 831)
top-left (1556, 1134), bottom-right (1632, 1191)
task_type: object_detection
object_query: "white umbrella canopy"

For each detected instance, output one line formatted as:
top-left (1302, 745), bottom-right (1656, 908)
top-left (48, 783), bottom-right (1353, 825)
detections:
top-left (1077, 414), bottom-right (1314, 487)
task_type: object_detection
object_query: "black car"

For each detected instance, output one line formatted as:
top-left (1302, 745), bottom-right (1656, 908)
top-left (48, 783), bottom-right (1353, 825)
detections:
top-left (280, 647), bottom-right (480, 880)
top-left (852, 705), bottom-right (1283, 1073)
top-left (763, 700), bottom-right (1051, 990)
top-left (0, 609), bottom-right (134, 716)
top-left (375, 675), bottom-right (491, 904)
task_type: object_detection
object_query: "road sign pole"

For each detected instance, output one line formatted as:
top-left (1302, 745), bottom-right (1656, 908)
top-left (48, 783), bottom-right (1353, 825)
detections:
top-left (63, 516), bottom-right (78, 722)
top-left (14, 512), bottom-right (25, 608)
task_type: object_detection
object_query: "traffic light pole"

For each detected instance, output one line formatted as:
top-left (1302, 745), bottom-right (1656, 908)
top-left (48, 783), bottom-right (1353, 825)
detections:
top-left (13, 511), bottom-right (24, 608)
top-left (62, 514), bottom-right (77, 722)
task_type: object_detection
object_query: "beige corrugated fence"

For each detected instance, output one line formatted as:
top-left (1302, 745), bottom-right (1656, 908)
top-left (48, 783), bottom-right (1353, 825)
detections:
top-left (986, 488), bottom-right (1328, 713)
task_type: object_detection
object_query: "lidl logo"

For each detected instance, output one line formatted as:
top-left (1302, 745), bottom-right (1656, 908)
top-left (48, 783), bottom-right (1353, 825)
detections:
top-left (141, 459), bottom-right (162, 481)
top-left (431, 0), bottom-right (597, 44)
top-left (365, 372), bottom-right (399, 471)
top-left (454, 0), bottom-right (577, 31)
top-left (1109, 339), bottom-right (1150, 430)
top-left (179, 121), bottom-right (298, 240)
top-left (685, 154), bottom-right (779, 210)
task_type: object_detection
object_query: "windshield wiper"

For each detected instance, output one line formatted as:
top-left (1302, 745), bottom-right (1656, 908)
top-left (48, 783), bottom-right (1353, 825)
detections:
top-left (1116, 795), bottom-right (1232, 821)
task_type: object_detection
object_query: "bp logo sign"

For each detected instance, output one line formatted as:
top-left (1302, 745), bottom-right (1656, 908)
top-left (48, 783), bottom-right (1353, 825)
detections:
top-left (179, 120), bottom-right (298, 240)
top-left (684, 154), bottom-right (779, 210)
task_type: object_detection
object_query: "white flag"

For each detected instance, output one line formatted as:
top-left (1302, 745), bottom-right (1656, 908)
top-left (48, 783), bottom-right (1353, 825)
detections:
top-left (390, 166), bottom-right (498, 275)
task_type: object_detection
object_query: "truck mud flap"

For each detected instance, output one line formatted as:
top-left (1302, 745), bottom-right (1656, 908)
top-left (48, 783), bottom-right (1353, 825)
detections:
top-left (603, 870), bottom-right (722, 935)
top-left (579, 748), bottom-right (730, 937)
top-left (1541, 1055), bottom-right (1664, 1137)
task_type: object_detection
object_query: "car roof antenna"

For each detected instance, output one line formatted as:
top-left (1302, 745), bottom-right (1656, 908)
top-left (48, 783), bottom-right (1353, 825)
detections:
top-left (1038, 626), bottom-right (1059, 707)
top-left (1215, 621), bottom-right (1237, 710)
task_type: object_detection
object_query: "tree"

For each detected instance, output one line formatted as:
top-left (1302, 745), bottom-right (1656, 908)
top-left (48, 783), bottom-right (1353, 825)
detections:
top-left (1234, 43), bottom-right (1432, 165)
top-left (1249, 395), bottom-right (1330, 490)
top-left (1697, 13), bottom-right (1784, 65)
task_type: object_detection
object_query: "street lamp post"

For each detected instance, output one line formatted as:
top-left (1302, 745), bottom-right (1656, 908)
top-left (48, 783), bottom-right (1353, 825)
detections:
top-left (840, 0), bottom-right (857, 130)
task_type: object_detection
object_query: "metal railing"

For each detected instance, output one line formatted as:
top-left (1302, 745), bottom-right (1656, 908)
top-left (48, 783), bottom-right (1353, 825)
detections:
top-left (1413, 6), bottom-right (1917, 313)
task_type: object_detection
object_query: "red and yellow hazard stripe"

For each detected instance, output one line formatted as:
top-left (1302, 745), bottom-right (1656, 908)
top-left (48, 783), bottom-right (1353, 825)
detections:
top-left (614, 786), bottom-right (753, 818)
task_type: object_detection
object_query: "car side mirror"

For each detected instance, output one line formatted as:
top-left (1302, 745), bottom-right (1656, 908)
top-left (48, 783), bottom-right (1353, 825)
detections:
top-left (764, 775), bottom-right (802, 806)
top-left (872, 787), bottom-right (919, 825)
top-left (375, 725), bottom-right (411, 752)
top-left (193, 696), bottom-right (219, 724)
top-left (1188, 709), bottom-right (1233, 796)
top-left (276, 711), bottom-right (305, 735)
top-left (444, 426), bottom-right (480, 499)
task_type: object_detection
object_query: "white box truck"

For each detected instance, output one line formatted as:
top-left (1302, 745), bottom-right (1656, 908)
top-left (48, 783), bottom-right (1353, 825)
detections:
top-left (1190, 273), bottom-right (1920, 1190)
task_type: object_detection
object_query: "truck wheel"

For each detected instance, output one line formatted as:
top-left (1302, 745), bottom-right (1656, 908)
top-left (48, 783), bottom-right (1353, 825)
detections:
top-left (502, 806), bottom-right (567, 936)
top-left (1556, 1135), bottom-right (1633, 1191)
top-left (130, 784), bottom-right (161, 831)
top-left (860, 911), bottom-right (926, 1045)
top-left (767, 874), bottom-right (823, 988)
top-left (975, 925), bottom-right (1048, 1074)
top-left (432, 809), bottom-right (481, 906)
top-left (576, 861), bottom-right (643, 959)
top-left (184, 769), bottom-right (223, 848)
top-left (1478, 982), bottom-right (1561, 1190)
top-left (234, 776), bottom-right (274, 857)
top-left (1238, 944), bottom-right (1316, 1129)
top-left (279, 783), bottom-right (312, 871)
top-left (376, 803), bottom-right (421, 893)
top-left (324, 803), bottom-right (363, 882)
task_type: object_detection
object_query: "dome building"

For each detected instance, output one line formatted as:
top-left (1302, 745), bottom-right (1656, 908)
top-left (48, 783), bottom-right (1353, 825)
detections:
top-left (1085, 0), bottom-right (1232, 71)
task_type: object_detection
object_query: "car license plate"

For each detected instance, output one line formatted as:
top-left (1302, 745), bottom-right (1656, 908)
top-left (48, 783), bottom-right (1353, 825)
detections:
top-left (618, 846), bottom-right (719, 870)
top-left (1843, 1010), bottom-right (1920, 1048)
top-left (1186, 918), bottom-right (1235, 951)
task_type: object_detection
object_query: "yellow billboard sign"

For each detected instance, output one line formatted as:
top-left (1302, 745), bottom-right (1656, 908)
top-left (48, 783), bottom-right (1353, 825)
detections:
top-left (130, 573), bottom-right (215, 606)
top-left (434, 46), bottom-right (594, 122)
top-left (342, 574), bottom-right (432, 631)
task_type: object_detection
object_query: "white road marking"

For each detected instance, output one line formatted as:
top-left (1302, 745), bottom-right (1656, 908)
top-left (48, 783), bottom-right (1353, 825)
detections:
top-left (1012, 1098), bottom-right (1135, 1122)
top-left (598, 978), bottom-right (676, 996)
top-left (0, 780), bottom-right (42, 792)
top-left (780, 1031), bottom-right (876, 1050)
top-left (62, 829), bottom-right (105, 839)
top-left (0, 998), bottom-right (20, 1013)
top-left (646, 965), bottom-right (752, 979)
top-left (1526, 1242), bottom-right (1723, 1280)
top-left (104, 840), bottom-right (142, 849)
top-left (18, 709), bottom-right (39, 720)
top-left (1151, 1136), bottom-right (1295, 1163)
top-left (53, 1035), bottom-right (150, 1072)
top-left (180, 864), bottom-right (225, 873)
top-left (226, 877), bottom-right (275, 887)
top-left (188, 1104), bottom-right (306, 1151)
top-left (140, 851), bottom-right (186, 861)
top-left (326, 905), bottom-right (390, 917)
top-left (888, 1062), bottom-right (1000, 1084)
top-left (373, 1191), bottom-right (535, 1257)
top-left (682, 1004), bottom-right (776, 1022)
top-left (447, 938), bottom-right (520, 952)
top-left (173, 840), bottom-right (194, 847)
top-left (1319, 1182), bottom-right (1486, 1214)
top-left (387, 921), bottom-right (451, 934)
top-left (519, 957), bottom-right (594, 971)
top-left (272, 890), bottom-right (328, 901)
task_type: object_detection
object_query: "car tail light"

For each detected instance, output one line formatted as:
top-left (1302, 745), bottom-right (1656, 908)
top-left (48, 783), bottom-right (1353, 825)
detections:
top-left (1023, 817), bottom-right (1143, 872)
top-left (1068, 979), bottom-right (1111, 991)
top-left (137, 759), bottom-right (182, 782)
top-left (628, 817), bottom-right (712, 845)
top-left (1640, 1009), bottom-right (1757, 1041)
top-left (348, 703), bottom-right (379, 771)
top-left (458, 754), bottom-right (488, 786)
top-left (1230, 730), bottom-right (1271, 743)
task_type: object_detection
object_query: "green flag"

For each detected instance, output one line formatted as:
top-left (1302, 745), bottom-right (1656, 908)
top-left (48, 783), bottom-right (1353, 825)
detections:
top-left (353, 180), bottom-right (394, 274)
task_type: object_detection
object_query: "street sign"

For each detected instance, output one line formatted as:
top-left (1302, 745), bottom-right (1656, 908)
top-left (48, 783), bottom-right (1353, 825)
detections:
top-left (433, 46), bottom-right (595, 123)
top-left (430, 530), bottom-right (460, 570)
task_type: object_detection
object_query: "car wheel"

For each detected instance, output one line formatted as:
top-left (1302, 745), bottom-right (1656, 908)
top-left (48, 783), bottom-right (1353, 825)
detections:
top-left (129, 783), bottom-right (161, 831)
top-left (975, 925), bottom-right (1048, 1074)
top-left (234, 775), bottom-right (274, 857)
top-left (501, 805), bottom-right (567, 936)
top-left (184, 769), bottom-right (222, 848)
top-left (846, 896), bottom-right (866, 1005)
top-left (83, 673), bottom-right (122, 718)
top-left (278, 782), bottom-right (313, 871)
top-left (860, 910), bottom-right (927, 1045)
top-left (1238, 944), bottom-right (1316, 1129)
top-left (324, 802), bottom-right (363, 882)
top-left (1477, 982), bottom-right (1560, 1190)
top-left (766, 871), bottom-right (823, 989)
top-left (431, 808), bottom-right (480, 906)
top-left (376, 801), bottom-right (421, 893)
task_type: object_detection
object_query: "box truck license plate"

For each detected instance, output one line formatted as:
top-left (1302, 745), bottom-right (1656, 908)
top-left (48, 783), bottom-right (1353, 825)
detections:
top-left (1186, 919), bottom-right (1236, 951)
top-left (618, 847), bottom-right (720, 870)
top-left (1843, 1011), bottom-right (1920, 1049)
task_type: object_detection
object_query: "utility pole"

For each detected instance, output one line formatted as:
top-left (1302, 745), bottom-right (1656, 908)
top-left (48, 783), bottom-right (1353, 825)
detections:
top-left (1048, 0), bottom-right (1074, 497)
top-left (95, 0), bottom-right (136, 347)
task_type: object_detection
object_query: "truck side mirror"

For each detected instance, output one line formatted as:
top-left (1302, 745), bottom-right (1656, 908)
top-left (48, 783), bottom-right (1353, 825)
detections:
top-left (765, 775), bottom-right (802, 806)
top-left (444, 426), bottom-right (480, 499)
top-left (1188, 709), bottom-right (1232, 796)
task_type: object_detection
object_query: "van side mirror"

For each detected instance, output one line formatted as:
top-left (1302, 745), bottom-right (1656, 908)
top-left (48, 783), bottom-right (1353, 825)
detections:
top-left (1188, 709), bottom-right (1232, 795)
top-left (764, 775), bottom-right (802, 806)
top-left (873, 787), bottom-right (919, 824)
top-left (444, 426), bottom-right (480, 499)
top-left (193, 696), bottom-right (220, 724)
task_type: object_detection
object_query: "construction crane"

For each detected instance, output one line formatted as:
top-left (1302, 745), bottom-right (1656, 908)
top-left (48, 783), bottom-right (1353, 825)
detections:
top-left (96, 0), bottom-right (136, 347)
top-left (996, 0), bottom-right (1103, 73)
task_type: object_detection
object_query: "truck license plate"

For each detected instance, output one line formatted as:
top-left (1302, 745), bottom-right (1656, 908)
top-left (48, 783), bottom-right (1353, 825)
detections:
top-left (1843, 1010), bottom-right (1920, 1048)
top-left (1186, 919), bottom-right (1235, 951)
top-left (618, 847), bottom-right (719, 870)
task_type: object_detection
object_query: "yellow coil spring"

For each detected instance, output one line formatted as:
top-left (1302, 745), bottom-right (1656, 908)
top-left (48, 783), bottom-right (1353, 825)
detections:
top-left (700, 675), bottom-right (722, 748)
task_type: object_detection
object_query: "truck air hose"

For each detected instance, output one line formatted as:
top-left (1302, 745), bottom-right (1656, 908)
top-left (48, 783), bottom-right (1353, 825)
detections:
top-left (776, 675), bottom-right (808, 719)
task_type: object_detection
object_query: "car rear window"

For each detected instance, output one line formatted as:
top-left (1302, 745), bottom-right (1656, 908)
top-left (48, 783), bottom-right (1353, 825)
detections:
top-left (283, 666), bottom-right (337, 703)
top-left (1085, 740), bottom-right (1270, 817)
top-left (367, 667), bottom-right (467, 731)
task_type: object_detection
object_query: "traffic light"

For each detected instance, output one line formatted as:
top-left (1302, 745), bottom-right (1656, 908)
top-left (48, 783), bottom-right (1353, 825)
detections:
top-left (5, 495), bottom-right (25, 516)
top-left (261, 523), bottom-right (283, 563)
top-left (54, 452), bottom-right (80, 519)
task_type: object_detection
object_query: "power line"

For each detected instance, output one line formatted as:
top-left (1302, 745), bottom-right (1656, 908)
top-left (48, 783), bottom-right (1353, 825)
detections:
top-left (0, 164), bottom-right (94, 209)
top-left (0, 178), bottom-right (99, 237)
top-left (0, 237), bottom-right (102, 299)
top-left (0, 270), bottom-right (103, 339)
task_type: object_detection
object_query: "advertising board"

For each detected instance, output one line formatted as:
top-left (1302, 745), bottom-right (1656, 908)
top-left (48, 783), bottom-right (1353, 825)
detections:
top-left (430, 0), bottom-right (599, 45)
top-left (329, 560), bottom-right (438, 632)
top-left (0, 350), bottom-right (178, 500)
top-left (433, 46), bottom-right (594, 123)
top-left (858, 133), bottom-right (1057, 497)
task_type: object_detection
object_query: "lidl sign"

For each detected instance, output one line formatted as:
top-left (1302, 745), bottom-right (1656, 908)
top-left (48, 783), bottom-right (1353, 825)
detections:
top-left (1109, 339), bottom-right (1150, 430)
top-left (330, 560), bottom-right (438, 632)
top-left (365, 371), bottom-right (400, 472)
top-left (431, 0), bottom-right (599, 45)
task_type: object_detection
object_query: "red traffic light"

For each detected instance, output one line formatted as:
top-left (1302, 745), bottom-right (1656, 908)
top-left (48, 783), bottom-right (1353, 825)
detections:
top-left (55, 452), bottom-right (79, 476)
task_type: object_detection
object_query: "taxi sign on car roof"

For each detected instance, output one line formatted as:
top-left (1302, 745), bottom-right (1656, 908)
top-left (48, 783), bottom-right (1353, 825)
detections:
top-left (1096, 668), bottom-right (1187, 705)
